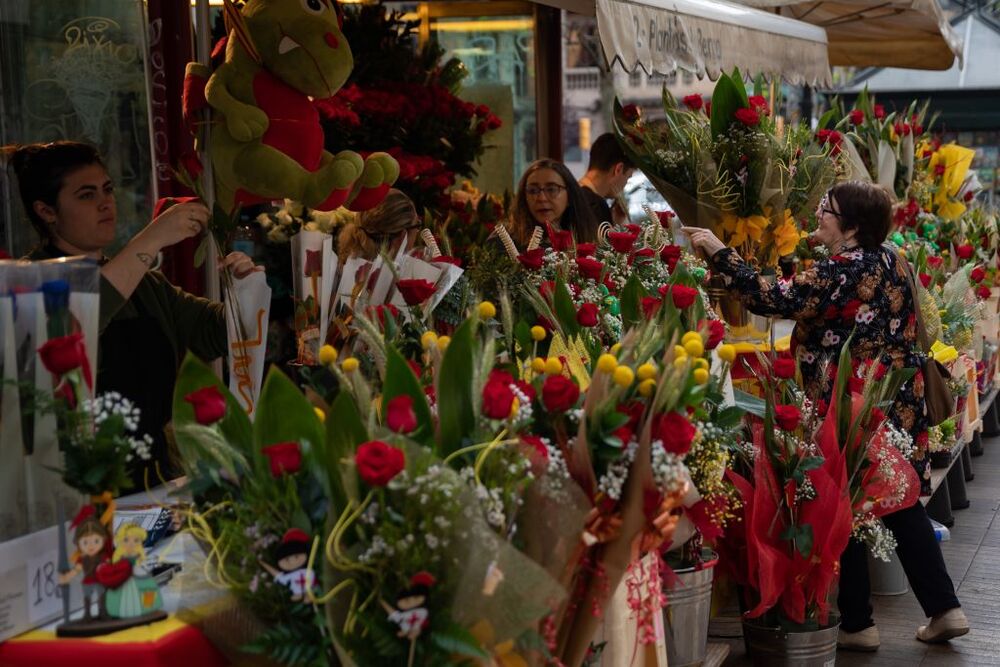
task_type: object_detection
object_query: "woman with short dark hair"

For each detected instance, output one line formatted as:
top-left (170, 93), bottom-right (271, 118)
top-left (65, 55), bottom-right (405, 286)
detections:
top-left (684, 180), bottom-right (967, 651)
top-left (4, 140), bottom-right (258, 487)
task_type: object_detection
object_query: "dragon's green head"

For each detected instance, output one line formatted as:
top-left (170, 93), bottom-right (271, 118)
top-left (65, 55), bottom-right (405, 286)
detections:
top-left (243, 0), bottom-right (353, 99)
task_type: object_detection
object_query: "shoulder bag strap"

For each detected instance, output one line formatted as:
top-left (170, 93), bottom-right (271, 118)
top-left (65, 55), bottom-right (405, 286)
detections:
top-left (898, 253), bottom-right (932, 354)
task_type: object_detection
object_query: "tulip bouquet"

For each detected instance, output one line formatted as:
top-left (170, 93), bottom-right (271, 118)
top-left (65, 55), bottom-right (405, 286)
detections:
top-left (613, 70), bottom-right (832, 271)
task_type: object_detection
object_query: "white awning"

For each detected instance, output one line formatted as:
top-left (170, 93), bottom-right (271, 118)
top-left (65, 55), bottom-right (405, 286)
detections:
top-left (533, 0), bottom-right (832, 86)
top-left (734, 0), bottom-right (963, 71)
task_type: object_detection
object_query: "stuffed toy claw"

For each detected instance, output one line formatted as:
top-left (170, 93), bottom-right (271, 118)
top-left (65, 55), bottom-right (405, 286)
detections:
top-left (346, 152), bottom-right (401, 211)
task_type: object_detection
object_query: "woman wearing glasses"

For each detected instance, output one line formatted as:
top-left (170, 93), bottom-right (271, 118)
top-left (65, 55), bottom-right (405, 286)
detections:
top-left (683, 180), bottom-right (967, 651)
top-left (506, 159), bottom-right (599, 248)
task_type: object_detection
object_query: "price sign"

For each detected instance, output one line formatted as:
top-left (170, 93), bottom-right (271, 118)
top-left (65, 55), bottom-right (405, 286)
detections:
top-left (25, 548), bottom-right (62, 623)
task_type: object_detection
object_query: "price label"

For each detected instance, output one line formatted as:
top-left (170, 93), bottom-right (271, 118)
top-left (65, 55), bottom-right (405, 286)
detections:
top-left (25, 549), bottom-right (62, 623)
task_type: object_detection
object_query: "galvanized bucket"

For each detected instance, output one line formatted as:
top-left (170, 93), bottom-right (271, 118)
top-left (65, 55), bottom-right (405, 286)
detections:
top-left (868, 549), bottom-right (908, 596)
top-left (743, 620), bottom-right (839, 667)
top-left (663, 557), bottom-right (717, 667)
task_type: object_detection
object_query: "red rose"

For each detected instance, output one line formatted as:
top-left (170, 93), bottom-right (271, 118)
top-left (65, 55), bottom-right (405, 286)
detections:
top-left (576, 302), bottom-right (600, 327)
top-left (656, 210), bottom-right (675, 229)
top-left (666, 284), bottom-right (698, 309)
top-left (520, 435), bottom-right (549, 470)
top-left (971, 267), bottom-right (986, 284)
top-left (38, 333), bottom-right (92, 389)
top-left (653, 412), bottom-right (695, 456)
top-left (734, 107), bottom-right (760, 126)
top-left (848, 376), bottom-right (865, 394)
top-left (482, 375), bottom-right (516, 419)
top-left (576, 256), bottom-right (605, 281)
top-left (396, 278), bottom-right (436, 305)
top-left (817, 129), bottom-right (843, 153)
top-left (641, 296), bottom-right (662, 318)
top-left (873, 104), bottom-right (885, 119)
top-left (956, 244), bottom-right (974, 260)
top-left (184, 386), bottom-right (227, 425)
top-left (548, 227), bottom-right (574, 252)
top-left (370, 303), bottom-right (400, 327)
top-left (934, 164), bottom-right (946, 177)
top-left (515, 380), bottom-right (536, 403)
top-left (618, 401), bottom-right (645, 431)
top-left (660, 244), bottom-right (682, 272)
top-left (262, 441), bottom-right (302, 477)
top-left (919, 273), bottom-right (932, 288)
top-left (518, 248), bottom-right (545, 270)
top-left (541, 375), bottom-right (580, 413)
top-left (964, 190), bottom-right (975, 202)
top-left (576, 242), bottom-right (596, 257)
top-left (355, 440), bottom-right (405, 486)
top-left (927, 255), bottom-right (944, 268)
top-left (608, 231), bottom-right (638, 253)
top-left (849, 109), bottom-right (865, 124)
top-left (626, 224), bottom-right (642, 235)
top-left (699, 319), bottom-right (725, 350)
top-left (386, 395), bottom-right (418, 434)
top-left (868, 406), bottom-right (886, 427)
top-left (179, 151), bottom-right (203, 181)
top-left (632, 248), bottom-right (655, 263)
top-left (894, 121), bottom-right (911, 136)
top-left (978, 285), bottom-right (992, 300)
top-left (682, 94), bottom-right (703, 111)
top-left (622, 104), bottom-right (640, 122)
top-left (774, 405), bottom-right (801, 431)
top-left (748, 95), bottom-right (769, 115)
top-left (772, 357), bottom-right (796, 380)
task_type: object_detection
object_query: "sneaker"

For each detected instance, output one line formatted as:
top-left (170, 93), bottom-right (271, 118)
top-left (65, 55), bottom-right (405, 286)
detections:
top-left (916, 608), bottom-right (969, 643)
top-left (838, 625), bottom-right (880, 651)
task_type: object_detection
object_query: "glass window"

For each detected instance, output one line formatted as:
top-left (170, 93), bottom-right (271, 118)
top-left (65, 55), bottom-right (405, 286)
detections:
top-left (0, 0), bottom-right (155, 256)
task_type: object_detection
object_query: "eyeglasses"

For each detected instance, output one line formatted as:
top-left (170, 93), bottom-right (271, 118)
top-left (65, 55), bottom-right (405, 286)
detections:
top-left (817, 195), bottom-right (841, 219)
top-left (525, 184), bottom-right (567, 199)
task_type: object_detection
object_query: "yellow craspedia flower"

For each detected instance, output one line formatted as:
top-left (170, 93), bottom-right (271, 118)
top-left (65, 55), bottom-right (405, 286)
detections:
top-left (545, 357), bottom-right (563, 375)
top-left (637, 363), bottom-right (657, 381)
top-left (530, 325), bottom-right (547, 341)
top-left (638, 378), bottom-right (656, 397)
top-left (437, 335), bottom-right (451, 351)
top-left (610, 342), bottom-right (622, 355)
top-left (318, 344), bottom-right (338, 366)
top-left (313, 406), bottom-right (326, 423)
top-left (693, 358), bottom-right (710, 370)
top-left (421, 331), bottom-right (438, 350)
top-left (673, 356), bottom-right (689, 370)
top-left (674, 345), bottom-right (688, 359)
top-left (597, 353), bottom-right (618, 373)
top-left (478, 301), bottom-right (497, 319)
top-left (531, 357), bottom-right (547, 373)
top-left (684, 338), bottom-right (705, 358)
top-left (342, 357), bottom-right (360, 373)
top-left (613, 365), bottom-right (635, 387)
top-left (718, 344), bottom-right (736, 363)
top-left (681, 331), bottom-right (701, 345)
top-left (693, 368), bottom-right (710, 384)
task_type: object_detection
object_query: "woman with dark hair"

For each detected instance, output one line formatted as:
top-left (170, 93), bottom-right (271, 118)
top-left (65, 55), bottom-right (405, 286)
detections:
top-left (506, 158), bottom-right (599, 248)
top-left (684, 180), bottom-right (968, 651)
top-left (4, 141), bottom-right (258, 487)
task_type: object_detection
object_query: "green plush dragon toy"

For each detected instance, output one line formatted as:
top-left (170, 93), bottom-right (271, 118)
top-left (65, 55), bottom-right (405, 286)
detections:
top-left (183, 0), bottom-right (397, 212)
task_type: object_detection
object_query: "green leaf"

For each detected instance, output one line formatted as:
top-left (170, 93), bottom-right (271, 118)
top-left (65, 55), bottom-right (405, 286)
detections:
top-left (383, 345), bottom-right (434, 445)
top-left (326, 391), bottom-right (367, 504)
top-left (193, 235), bottom-right (209, 268)
top-left (714, 405), bottom-right (745, 429)
top-left (436, 318), bottom-right (477, 456)
top-left (798, 456), bottom-right (824, 472)
top-left (619, 272), bottom-right (644, 329)
top-left (816, 108), bottom-right (837, 131)
top-left (513, 320), bottom-right (533, 361)
top-left (710, 70), bottom-right (748, 139)
top-left (173, 352), bottom-right (253, 458)
top-left (254, 367), bottom-right (326, 479)
top-left (733, 389), bottom-right (766, 418)
top-left (430, 625), bottom-right (490, 659)
top-left (552, 276), bottom-right (581, 338)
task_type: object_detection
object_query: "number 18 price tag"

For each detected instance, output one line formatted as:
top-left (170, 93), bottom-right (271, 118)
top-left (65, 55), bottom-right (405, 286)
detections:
top-left (26, 549), bottom-right (63, 624)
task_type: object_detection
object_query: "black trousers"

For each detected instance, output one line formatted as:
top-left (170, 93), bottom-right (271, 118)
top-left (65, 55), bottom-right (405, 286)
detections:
top-left (838, 500), bottom-right (960, 632)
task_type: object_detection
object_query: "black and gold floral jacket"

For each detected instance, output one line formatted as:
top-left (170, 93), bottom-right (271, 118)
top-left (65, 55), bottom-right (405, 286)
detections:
top-left (713, 245), bottom-right (931, 491)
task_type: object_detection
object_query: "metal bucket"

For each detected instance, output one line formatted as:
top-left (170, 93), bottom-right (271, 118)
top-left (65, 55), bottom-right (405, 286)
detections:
top-left (663, 558), bottom-right (716, 667)
top-left (868, 549), bottom-right (908, 596)
top-left (743, 620), bottom-right (839, 667)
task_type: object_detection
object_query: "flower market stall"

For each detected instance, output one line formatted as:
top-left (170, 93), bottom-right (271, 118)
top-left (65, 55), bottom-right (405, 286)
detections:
top-left (3, 0), bottom-right (1000, 665)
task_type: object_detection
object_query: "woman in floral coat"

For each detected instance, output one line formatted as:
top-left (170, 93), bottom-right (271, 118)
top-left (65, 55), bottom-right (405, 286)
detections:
top-left (684, 181), bottom-right (967, 651)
